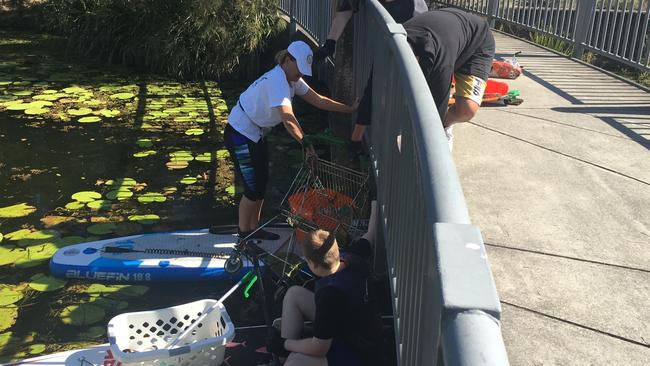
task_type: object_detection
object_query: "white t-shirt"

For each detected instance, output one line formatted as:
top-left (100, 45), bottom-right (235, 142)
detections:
top-left (229, 65), bottom-right (310, 142)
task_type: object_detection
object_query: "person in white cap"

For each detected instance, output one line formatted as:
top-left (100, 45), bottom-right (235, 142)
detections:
top-left (212, 40), bottom-right (357, 241)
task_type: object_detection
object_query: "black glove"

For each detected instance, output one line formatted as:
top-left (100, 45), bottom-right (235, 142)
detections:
top-left (347, 140), bottom-right (364, 158)
top-left (313, 39), bottom-right (336, 61)
top-left (266, 328), bottom-right (290, 357)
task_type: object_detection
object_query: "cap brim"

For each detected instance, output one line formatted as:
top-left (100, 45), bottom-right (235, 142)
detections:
top-left (297, 60), bottom-right (312, 76)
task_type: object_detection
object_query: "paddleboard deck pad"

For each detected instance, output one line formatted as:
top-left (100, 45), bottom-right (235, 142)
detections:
top-left (50, 227), bottom-right (295, 282)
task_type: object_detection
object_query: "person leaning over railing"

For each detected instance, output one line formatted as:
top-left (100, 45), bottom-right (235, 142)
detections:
top-left (313, 0), bottom-right (428, 153)
top-left (209, 41), bottom-right (357, 240)
top-left (267, 201), bottom-right (382, 366)
top-left (404, 8), bottom-right (496, 150)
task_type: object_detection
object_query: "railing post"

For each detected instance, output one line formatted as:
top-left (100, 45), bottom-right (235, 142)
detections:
top-left (572, 0), bottom-right (596, 59)
top-left (487, 0), bottom-right (500, 27)
top-left (289, 0), bottom-right (298, 35)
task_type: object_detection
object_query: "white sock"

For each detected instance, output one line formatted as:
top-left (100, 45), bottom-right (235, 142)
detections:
top-left (362, 200), bottom-right (377, 244)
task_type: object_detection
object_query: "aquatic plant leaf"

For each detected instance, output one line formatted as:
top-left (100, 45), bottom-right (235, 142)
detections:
top-left (24, 242), bottom-right (59, 261)
top-left (105, 190), bottom-right (133, 200)
top-left (185, 128), bottom-right (204, 136)
top-left (78, 326), bottom-right (105, 339)
top-left (0, 286), bottom-right (24, 306)
top-left (137, 193), bottom-right (166, 203)
top-left (60, 304), bottom-right (105, 326)
top-left (11, 90), bottom-right (32, 96)
top-left (216, 149), bottom-right (230, 159)
top-left (55, 236), bottom-right (86, 247)
top-left (128, 214), bottom-right (160, 225)
top-left (97, 109), bottom-right (120, 118)
top-left (4, 229), bottom-right (32, 241)
top-left (67, 108), bottom-right (92, 116)
top-left (24, 230), bottom-right (59, 240)
top-left (65, 201), bottom-right (85, 210)
top-left (0, 203), bottom-right (36, 218)
top-left (110, 92), bottom-right (135, 100)
top-left (180, 176), bottom-right (197, 184)
top-left (0, 332), bottom-right (12, 348)
top-left (0, 233), bottom-right (2, 243)
top-left (166, 161), bottom-right (189, 170)
top-left (0, 306), bottom-right (18, 332)
top-left (24, 108), bottom-right (49, 115)
top-left (163, 186), bottom-right (177, 195)
top-left (86, 200), bottom-right (112, 210)
top-left (226, 186), bottom-right (236, 195)
top-left (40, 215), bottom-right (76, 227)
top-left (133, 150), bottom-right (156, 158)
top-left (195, 117), bottom-right (210, 124)
top-left (28, 273), bottom-right (66, 292)
top-left (86, 223), bottom-right (117, 235)
top-left (194, 152), bottom-right (212, 162)
top-left (28, 344), bottom-right (46, 355)
top-left (72, 191), bottom-right (102, 203)
top-left (32, 93), bottom-right (66, 101)
top-left (136, 138), bottom-right (152, 147)
top-left (63, 86), bottom-right (89, 94)
top-left (169, 151), bottom-right (193, 161)
top-left (78, 116), bottom-right (101, 123)
top-left (105, 177), bottom-right (137, 187)
top-left (90, 297), bottom-right (129, 310)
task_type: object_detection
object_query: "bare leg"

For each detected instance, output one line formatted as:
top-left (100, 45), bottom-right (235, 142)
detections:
top-left (238, 196), bottom-right (259, 232)
top-left (281, 286), bottom-right (316, 340)
top-left (249, 199), bottom-right (264, 230)
top-left (285, 352), bottom-right (327, 366)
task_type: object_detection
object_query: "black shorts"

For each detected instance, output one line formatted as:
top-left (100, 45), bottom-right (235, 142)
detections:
top-left (224, 124), bottom-right (269, 201)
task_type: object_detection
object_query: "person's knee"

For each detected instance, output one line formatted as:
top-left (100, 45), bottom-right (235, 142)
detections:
top-left (285, 352), bottom-right (327, 366)
top-left (283, 285), bottom-right (305, 307)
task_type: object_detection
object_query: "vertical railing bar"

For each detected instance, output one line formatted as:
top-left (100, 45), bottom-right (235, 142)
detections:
top-left (594, 0), bottom-right (607, 48)
top-left (617, 0), bottom-right (632, 57)
top-left (554, 0), bottom-right (562, 36)
top-left (543, 0), bottom-right (551, 33)
top-left (625, 0), bottom-right (644, 60)
top-left (601, 0), bottom-right (613, 49)
top-left (559, 0), bottom-right (569, 38)
top-left (566, 0), bottom-right (576, 40)
top-left (607, 0), bottom-right (622, 53)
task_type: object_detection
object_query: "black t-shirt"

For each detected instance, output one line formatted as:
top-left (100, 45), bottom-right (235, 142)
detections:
top-left (404, 8), bottom-right (495, 119)
top-left (337, 0), bottom-right (415, 23)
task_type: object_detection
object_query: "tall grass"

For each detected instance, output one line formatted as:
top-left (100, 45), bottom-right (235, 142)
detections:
top-left (41, 0), bottom-right (286, 79)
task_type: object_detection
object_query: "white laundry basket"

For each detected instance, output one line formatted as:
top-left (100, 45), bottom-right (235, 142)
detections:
top-left (107, 299), bottom-right (235, 366)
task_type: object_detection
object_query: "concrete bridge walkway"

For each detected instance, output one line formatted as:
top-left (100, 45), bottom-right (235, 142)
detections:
top-left (454, 32), bottom-right (650, 365)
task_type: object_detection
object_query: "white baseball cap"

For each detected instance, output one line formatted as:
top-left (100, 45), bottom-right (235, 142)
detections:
top-left (287, 41), bottom-right (313, 77)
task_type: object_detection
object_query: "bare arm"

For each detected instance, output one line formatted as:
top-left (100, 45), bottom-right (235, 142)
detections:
top-left (327, 11), bottom-right (353, 41)
top-left (284, 337), bottom-right (332, 357)
top-left (278, 105), bottom-right (306, 143)
top-left (300, 87), bottom-right (356, 114)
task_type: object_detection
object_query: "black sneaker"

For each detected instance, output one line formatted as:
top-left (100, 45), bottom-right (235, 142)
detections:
top-left (248, 228), bottom-right (280, 241)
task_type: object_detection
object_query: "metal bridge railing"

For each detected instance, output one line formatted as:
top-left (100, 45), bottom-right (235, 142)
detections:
top-left (435, 0), bottom-right (650, 72)
top-left (280, 0), bottom-right (509, 365)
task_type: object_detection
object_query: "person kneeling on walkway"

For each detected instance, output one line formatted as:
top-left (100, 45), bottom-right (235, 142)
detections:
top-left (267, 202), bottom-right (379, 365)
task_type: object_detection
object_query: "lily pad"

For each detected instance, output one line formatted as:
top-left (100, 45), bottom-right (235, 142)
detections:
top-left (71, 191), bottom-right (102, 203)
top-left (216, 149), bottom-right (230, 159)
top-left (166, 161), bottom-right (189, 170)
top-left (226, 186), bottom-right (236, 195)
top-left (85, 284), bottom-right (148, 298)
top-left (24, 229), bottom-right (60, 240)
top-left (180, 176), bottom-right (197, 185)
top-left (78, 326), bottom-right (105, 339)
top-left (63, 86), bottom-right (89, 94)
top-left (24, 107), bottom-right (49, 115)
top-left (60, 304), bottom-right (105, 326)
top-left (55, 236), bottom-right (87, 247)
top-left (86, 223), bottom-right (117, 235)
top-left (28, 344), bottom-right (46, 355)
top-left (65, 201), bottom-right (85, 210)
top-left (90, 297), bottom-right (129, 310)
top-left (0, 233), bottom-right (2, 243)
top-left (185, 128), bottom-right (204, 136)
top-left (194, 152), bottom-right (213, 162)
top-left (4, 229), bottom-right (32, 241)
top-left (137, 193), bottom-right (166, 203)
top-left (78, 116), bottom-right (102, 123)
top-left (0, 306), bottom-right (18, 332)
top-left (0, 203), bottom-right (36, 218)
top-left (32, 93), bottom-right (65, 101)
top-left (106, 177), bottom-right (137, 188)
top-left (133, 150), bottom-right (156, 158)
top-left (110, 92), bottom-right (135, 100)
top-left (28, 273), bottom-right (66, 292)
top-left (67, 108), bottom-right (92, 116)
top-left (0, 332), bottom-right (13, 348)
top-left (105, 190), bottom-right (133, 200)
top-left (163, 186), bottom-right (177, 195)
top-left (0, 286), bottom-right (24, 306)
top-left (98, 109), bottom-right (120, 118)
top-left (86, 200), bottom-right (112, 210)
top-left (128, 214), bottom-right (160, 225)
top-left (136, 138), bottom-right (153, 147)
top-left (169, 151), bottom-right (194, 162)
top-left (22, 243), bottom-right (59, 262)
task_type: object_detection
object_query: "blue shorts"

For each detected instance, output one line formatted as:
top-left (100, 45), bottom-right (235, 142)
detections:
top-left (224, 123), bottom-right (268, 201)
top-left (327, 338), bottom-right (363, 366)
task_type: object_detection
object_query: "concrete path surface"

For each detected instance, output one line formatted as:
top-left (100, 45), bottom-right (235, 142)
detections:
top-left (453, 32), bottom-right (650, 365)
